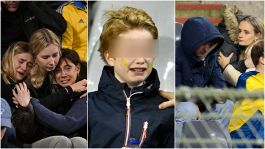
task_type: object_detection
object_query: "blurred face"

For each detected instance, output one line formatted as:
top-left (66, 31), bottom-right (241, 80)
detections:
top-left (36, 44), bottom-right (60, 72)
top-left (106, 29), bottom-right (156, 87)
top-left (195, 39), bottom-right (218, 60)
top-left (13, 52), bottom-right (33, 81)
top-left (4, 1), bottom-right (20, 12)
top-left (55, 59), bottom-right (80, 87)
top-left (238, 21), bottom-right (257, 46)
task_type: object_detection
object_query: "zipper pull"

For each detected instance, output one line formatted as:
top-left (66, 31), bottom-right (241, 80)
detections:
top-left (143, 121), bottom-right (148, 130)
top-left (139, 121), bottom-right (149, 147)
top-left (126, 97), bottom-right (131, 108)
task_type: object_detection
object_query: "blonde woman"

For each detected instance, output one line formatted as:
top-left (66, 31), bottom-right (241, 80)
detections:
top-left (26, 28), bottom-right (61, 98)
top-left (1, 41), bottom-right (33, 108)
top-left (218, 16), bottom-right (264, 86)
top-left (26, 28), bottom-right (87, 111)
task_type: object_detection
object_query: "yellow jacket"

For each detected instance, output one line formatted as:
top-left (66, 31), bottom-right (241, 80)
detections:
top-left (228, 71), bottom-right (264, 133)
top-left (58, 1), bottom-right (87, 61)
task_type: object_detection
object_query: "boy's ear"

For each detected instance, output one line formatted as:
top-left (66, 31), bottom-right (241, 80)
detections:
top-left (259, 56), bottom-right (264, 65)
top-left (104, 51), bottom-right (115, 66)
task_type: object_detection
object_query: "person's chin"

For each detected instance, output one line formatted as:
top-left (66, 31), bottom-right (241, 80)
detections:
top-left (46, 67), bottom-right (55, 71)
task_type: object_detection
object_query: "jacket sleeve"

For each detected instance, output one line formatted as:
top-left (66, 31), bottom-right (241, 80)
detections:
top-left (223, 64), bottom-right (242, 86)
top-left (58, 5), bottom-right (74, 50)
top-left (11, 103), bottom-right (38, 143)
top-left (209, 61), bottom-right (226, 88)
top-left (25, 1), bottom-right (66, 36)
top-left (31, 97), bottom-right (87, 135)
top-left (38, 86), bottom-right (81, 110)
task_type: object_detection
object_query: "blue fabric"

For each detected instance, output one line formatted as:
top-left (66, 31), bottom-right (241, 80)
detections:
top-left (175, 17), bottom-right (225, 88)
top-left (230, 111), bottom-right (264, 148)
top-left (31, 96), bottom-right (87, 135)
top-left (73, 1), bottom-right (86, 10)
top-left (236, 71), bottom-right (258, 89)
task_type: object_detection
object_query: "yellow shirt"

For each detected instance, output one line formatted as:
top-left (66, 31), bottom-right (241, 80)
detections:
top-left (58, 2), bottom-right (88, 61)
top-left (228, 71), bottom-right (264, 132)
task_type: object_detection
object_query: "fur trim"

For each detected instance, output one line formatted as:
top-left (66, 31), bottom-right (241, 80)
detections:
top-left (223, 6), bottom-right (243, 44)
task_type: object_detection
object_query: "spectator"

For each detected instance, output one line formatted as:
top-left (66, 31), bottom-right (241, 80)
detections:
top-left (229, 40), bottom-right (264, 148)
top-left (14, 6), bottom-right (174, 148)
top-left (26, 28), bottom-right (61, 99)
top-left (20, 28), bottom-right (86, 142)
top-left (13, 49), bottom-right (87, 140)
top-left (218, 15), bottom-right (264, 86)
top-left (1, 98), bottom-right (87, 148)
top-left (88, 6), bottom-right (174, 147)
top-left (1, 41), bottom-right (37, 143)
top-left (175, 17), bottom-right (234, 144)
top-left (1, 1), bottom-right (66, 56)
top-left (57, 1), bottom-right (88, 61)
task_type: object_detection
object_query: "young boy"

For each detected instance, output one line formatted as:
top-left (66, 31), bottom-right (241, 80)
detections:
top-left (88, 7), bottom-right (174, 148)
top-left (229, 40), bottom-right (264, 148)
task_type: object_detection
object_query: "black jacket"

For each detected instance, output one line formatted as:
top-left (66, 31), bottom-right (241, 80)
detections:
top-left (88, 66), bottom-right (174, 148)
top-left (1, 78), bottom-right (37, 143)
top-left (217, 7), bottom-right (247, 73)
top-left (1, 1), bottom-right (66, 56)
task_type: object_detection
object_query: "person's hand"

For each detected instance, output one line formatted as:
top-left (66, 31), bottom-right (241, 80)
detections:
top-left (70, 79), bottom-right (87, 92)
top-left (158, 91), bottom-right (175, 109)
top-left (217, 52), bottom-right (234, 69)
top-left (12, 82), bottom-right (30, 108)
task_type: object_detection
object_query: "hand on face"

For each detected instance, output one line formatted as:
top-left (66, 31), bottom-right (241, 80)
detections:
top-left (12, 82), bottom-right (31, 108)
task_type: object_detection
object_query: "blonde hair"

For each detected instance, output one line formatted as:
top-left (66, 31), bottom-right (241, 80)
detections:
top-left (98, 6), bottom-right (158, 63)
top-left (28, 28), bottom-right (60, 88)
top-left (1, 41), bottom-right (31, 84)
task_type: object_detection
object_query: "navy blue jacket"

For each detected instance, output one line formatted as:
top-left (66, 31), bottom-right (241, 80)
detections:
top-left (176, 17), bottom-right (226, 88)
top-left (88, 66), bottom-right (174, 148)
top-left (30, 96), bottom-right (87, 136)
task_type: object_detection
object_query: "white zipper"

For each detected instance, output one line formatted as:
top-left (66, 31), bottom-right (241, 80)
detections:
top-left (123, 90), bottom-right (142, 147)
top-left (139, 121), bottom-right (149, 147)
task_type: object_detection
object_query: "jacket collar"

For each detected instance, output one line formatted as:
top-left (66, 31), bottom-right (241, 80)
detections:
top-left (73, 1), bottom-right (87, 10)
top-left (98, 66), bottom-right (160, 98)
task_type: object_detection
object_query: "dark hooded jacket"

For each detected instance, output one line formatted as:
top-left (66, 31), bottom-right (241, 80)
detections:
top-left (176, 17), bottom-right (226, 112)
top-left (88, 66), bottom-right (174, 148)
top-left (176, 17), bottom-right (225, 88)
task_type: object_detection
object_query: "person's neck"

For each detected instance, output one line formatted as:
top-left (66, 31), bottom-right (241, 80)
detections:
top-left (127, 82), bottom-right (144, 89)
top-left (255, 65), bottom-right (264, 74)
